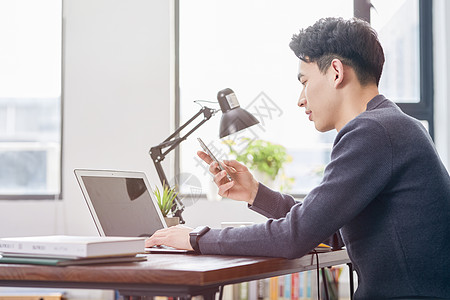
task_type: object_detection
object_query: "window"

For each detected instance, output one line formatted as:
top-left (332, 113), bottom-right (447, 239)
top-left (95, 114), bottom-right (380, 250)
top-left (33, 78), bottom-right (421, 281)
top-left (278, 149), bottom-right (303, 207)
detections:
top-left (177, 0), bottom-right (432, 197)
top-left (356, 0), bottom-right (434, 137)
top-left (0, 0), bottom-right (62, 199)
top-left (177, 1), bottom-right (352, 197)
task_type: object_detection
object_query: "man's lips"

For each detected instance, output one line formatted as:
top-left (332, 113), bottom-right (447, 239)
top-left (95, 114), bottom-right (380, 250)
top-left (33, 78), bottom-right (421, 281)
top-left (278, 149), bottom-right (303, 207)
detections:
top-left (305, 110), bottom-right (312, 121)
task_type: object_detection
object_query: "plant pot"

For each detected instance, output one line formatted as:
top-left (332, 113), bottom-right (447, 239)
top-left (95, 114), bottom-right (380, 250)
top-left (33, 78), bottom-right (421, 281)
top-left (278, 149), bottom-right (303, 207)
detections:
top-left (164, 217), bottom-right (180, 227)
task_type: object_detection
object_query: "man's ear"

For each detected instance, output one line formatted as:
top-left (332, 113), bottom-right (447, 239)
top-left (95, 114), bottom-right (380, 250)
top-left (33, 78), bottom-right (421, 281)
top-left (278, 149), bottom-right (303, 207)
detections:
top-left (330, 59), bottom-right (345, 88)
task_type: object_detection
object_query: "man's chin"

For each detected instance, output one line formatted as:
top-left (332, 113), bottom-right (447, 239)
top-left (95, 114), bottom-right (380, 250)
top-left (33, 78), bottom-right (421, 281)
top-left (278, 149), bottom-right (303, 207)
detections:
top-left (315, 124), bottom-right (334, 133)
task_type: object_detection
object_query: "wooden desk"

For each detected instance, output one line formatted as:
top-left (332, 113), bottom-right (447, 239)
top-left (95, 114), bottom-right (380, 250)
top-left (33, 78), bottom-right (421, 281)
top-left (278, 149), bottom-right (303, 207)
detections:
top-left (0, 250), bottom-right (350, 299)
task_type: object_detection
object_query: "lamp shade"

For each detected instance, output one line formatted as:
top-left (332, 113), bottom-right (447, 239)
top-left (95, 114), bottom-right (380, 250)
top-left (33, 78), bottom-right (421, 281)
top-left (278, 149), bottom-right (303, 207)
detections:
top-left (218, 88), bottom-right (260, 138)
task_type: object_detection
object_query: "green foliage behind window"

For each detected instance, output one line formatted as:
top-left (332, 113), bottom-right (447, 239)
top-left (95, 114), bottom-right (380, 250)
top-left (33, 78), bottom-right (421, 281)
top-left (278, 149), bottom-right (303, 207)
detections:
top-left (224, 138), bottom-right (292, 181)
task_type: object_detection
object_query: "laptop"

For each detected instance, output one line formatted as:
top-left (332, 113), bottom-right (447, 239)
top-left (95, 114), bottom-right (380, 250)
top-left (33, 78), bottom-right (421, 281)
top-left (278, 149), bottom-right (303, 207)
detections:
top-left (74, 169), bottom-right (190, 253)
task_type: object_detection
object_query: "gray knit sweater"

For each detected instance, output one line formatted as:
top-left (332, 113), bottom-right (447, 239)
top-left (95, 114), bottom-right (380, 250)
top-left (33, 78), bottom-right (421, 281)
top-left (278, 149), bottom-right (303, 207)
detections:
top-left (199, 95), bottom-right (450, 299)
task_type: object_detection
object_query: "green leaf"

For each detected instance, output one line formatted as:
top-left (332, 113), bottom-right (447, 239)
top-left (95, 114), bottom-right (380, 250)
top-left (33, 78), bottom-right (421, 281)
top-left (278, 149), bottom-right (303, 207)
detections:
top-left (153, 184), bottom-right (178, 217)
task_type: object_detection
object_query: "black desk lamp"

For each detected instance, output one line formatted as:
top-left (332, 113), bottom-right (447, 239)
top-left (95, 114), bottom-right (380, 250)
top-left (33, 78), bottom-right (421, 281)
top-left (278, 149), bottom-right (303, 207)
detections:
top-left (149, 88), bottom-right (259, 223)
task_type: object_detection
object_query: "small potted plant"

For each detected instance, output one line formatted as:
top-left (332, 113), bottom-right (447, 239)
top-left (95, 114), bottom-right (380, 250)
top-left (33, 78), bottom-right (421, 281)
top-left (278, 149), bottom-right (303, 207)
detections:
top-left (153, 184), bottom-right (180, 227)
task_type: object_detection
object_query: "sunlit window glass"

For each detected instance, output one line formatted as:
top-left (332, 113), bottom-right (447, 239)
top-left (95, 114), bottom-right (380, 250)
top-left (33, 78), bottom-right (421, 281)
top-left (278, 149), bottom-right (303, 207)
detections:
top-left (0, 0), bottom-right (62, 197)
top-left (179, 1), bottom-right (352, 197)
top-left (371, 0), bottom-right (420, 103)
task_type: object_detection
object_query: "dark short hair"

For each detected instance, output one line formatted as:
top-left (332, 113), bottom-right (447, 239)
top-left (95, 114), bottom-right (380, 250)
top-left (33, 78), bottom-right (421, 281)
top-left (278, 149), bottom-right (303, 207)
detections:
top-left (289, 17), bottom-right (385, 86)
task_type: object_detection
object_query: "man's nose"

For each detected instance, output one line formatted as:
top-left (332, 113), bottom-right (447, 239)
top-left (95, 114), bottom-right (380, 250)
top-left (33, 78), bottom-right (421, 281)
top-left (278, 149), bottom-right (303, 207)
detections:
top-left (298, 89), bottom-right (306, 107)
top-left (298, 95), bottom-right (306, 107)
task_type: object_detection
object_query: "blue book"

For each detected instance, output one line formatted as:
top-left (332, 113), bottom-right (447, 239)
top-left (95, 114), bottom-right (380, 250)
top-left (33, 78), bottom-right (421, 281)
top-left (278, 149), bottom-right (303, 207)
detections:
top-left (299, 272), bottom-right (304, 297)
top-left (284, 274), bottom-right (291, 299)
top-left (306, 271), bottom-right (312, 298)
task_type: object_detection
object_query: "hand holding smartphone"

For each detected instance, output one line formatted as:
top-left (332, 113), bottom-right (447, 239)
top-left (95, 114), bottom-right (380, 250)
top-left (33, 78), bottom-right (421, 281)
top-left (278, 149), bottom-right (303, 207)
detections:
top-left (197, 138), bottom-right (232, 181)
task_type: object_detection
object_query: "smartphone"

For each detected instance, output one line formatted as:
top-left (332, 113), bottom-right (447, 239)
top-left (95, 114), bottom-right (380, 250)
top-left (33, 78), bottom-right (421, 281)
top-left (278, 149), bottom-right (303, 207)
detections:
top-left (197, 138), bottom-right (232, 181)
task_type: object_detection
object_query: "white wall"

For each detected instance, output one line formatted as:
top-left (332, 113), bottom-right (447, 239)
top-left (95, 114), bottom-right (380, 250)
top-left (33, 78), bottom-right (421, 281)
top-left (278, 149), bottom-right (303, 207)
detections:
top-left (0, 0), bottom-right (174, 237)
top-left (62, 0), bottom-right (174, 235)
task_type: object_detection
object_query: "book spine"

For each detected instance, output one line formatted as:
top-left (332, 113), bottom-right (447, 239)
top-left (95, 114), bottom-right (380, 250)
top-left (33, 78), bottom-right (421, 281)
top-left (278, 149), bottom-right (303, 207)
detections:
top-left (269, 277), bottom-right (278, 300)
top-left (0, 241), bottom-right (87, 257)
top-left (278, 276), bottom-right (284, 299)
top-left (222, 284), bottom-right (234, 300)
top-left (299, 272), bottom-right (304, 299)
top-left (248, 280), bottom-right (258, 300)
top-left (309, 270), bottom-right (317, 300)
top-left (291, 272), bottom-right (299, 300)
top-left (256, 279), bottom-right (268, 300)
top-left (306, 271), bottom-right (312, 299)
top-left (240, 281), bottom-right (248, 300)
top-left (284, 275), bottom-right (291, 299)
top-left (233, 283), bottom-right (241, 300)
top-left (0, 256), bottom-right (61, 266)
top-left (262, 278), bottom-right (271, 300)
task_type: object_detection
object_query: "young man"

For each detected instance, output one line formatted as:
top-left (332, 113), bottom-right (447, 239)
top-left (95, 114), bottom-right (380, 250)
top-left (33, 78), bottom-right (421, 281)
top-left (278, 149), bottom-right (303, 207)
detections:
top-left (147, 17), bottom-right (450, 299)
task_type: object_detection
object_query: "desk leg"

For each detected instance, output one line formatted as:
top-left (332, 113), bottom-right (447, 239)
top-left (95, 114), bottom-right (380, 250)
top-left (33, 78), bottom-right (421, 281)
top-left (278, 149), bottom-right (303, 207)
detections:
top-left (347, 263), bottom-right (354, 300)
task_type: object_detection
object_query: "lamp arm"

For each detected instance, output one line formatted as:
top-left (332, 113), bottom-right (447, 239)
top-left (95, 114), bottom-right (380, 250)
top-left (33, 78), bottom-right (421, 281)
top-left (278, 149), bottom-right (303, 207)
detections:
top-left (150, 106), bottom-right (217, 164)
top-left (165, 106), bottom-right (215, 141)
top-left (149, 106), bottom-right (218, 224)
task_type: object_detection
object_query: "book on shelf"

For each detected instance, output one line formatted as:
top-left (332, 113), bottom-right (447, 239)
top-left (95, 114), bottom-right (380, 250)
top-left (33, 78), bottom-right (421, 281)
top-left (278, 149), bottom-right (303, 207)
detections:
top-left (0, 253), bottom-right (146, 266)
top-left (221, 269), bottom-right (321, 300)
top-left (220, 266), bottom-right (344, 300)
top-left (0, 235), bottom-right (146, 258)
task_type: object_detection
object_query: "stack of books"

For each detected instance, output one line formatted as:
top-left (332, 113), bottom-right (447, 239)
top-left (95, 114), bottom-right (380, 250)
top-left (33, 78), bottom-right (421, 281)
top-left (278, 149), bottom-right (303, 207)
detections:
top-left (0, 235), bottom-right (147, 266)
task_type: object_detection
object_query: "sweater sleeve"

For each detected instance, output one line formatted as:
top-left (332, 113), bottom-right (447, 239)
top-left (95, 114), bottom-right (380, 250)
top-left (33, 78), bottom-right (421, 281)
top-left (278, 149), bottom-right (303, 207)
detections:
top-left (249, 183), bottom-right (299, 219)
top-left (199, 118), bottom-right (393, 258)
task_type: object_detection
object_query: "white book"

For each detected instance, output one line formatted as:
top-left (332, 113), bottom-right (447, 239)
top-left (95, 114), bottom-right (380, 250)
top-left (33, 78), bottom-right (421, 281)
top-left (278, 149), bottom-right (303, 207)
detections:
top-left (0, 235), bottom-right (146, 258)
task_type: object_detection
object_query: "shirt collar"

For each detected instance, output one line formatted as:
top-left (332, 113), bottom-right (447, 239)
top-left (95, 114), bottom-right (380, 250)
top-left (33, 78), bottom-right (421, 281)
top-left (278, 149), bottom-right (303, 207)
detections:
top-left (366, 94), bottom-right (387, 111)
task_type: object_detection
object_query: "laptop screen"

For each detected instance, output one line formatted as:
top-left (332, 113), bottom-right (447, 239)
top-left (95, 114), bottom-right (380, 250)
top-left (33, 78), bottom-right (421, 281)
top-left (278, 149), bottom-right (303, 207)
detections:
top-left (75, 170), bottom-right (167, 237)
